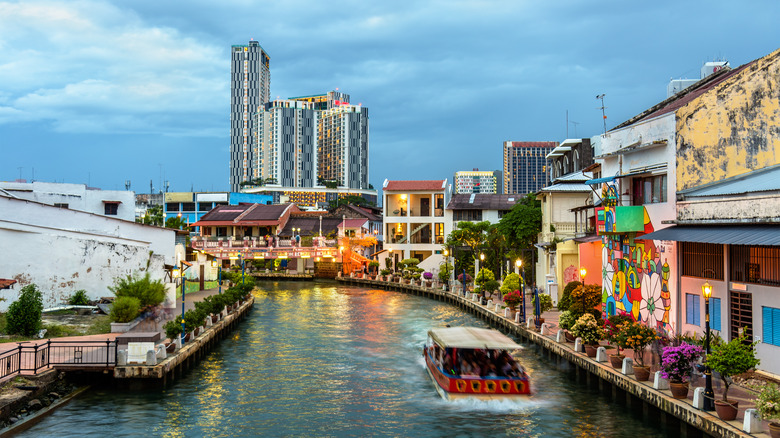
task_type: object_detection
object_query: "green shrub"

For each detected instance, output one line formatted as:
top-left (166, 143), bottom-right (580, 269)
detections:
top-left (706, 333), bottom-right (760, 401)
top-left (68, 290), bottom-right (90, 306)
top-left (500, 273), bottom-right (521, 295)
top-left (531, 293), bottom-right (554, 314)
top-left (558, 310), bottom-right (577, 331)
top-left (6, 284), bottom-right (44, 336)
top-left (558, 281), bottom-right (582, 312)
top-left (569, 284), bottom-right (602, 318)
top-left (183, 309), bottom-right (206, 332)
top-left (110, 296), bottom-right (141, 323)
top-left (399, 258), bottom-right (420, 269)
top-left (110, 273), bottom-right (166, 308)
top-left (438, 263), bottom-right (453, 283)
top-left (164, 318), bottom-right (183, 341)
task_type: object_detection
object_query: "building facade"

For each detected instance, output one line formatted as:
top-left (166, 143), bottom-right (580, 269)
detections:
top-left (163, 191), bottom-right (273, 225)
top-left (453, 170), bottom-right (498, 194)
top-left (0, 181), bottom-right (136, 222)
top-left (230, 40), bottom-right (271, 191)
top-left (503, 141), bottom-right (557, 195)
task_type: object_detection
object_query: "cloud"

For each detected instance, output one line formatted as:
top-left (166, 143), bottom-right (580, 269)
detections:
top-left (0, 0), bottom-right (226, 136)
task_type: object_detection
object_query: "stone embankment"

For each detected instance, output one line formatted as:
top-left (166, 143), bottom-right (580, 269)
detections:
top-left (340, 277), bottom-right (761, 438)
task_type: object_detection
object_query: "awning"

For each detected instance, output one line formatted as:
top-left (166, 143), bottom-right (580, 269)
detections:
top-left (428, 327), bottom-right (522, 350)
top-left (102, 200), bottom-right (122, 204)
top-left (585, 176), bottom-right (616, 185)
top-left (574, 234), bottom-right (602, 243)
top-left (638, 225), bottom-right (780, 246)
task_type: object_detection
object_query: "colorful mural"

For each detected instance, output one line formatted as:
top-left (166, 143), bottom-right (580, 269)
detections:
top-left (600, 199), bottom-right (673, 331)
top-left (601, 238), bottom-right (672, 329)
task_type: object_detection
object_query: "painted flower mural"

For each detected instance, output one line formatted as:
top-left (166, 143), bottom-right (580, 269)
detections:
top-left (639, 272), bottom-right (665, 328)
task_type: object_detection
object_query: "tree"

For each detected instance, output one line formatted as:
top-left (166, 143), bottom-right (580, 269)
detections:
top-left (497, 193), bottom-right (542, 251)
top-left (136, 205), bottom-right (163, 226)
top-left (165, 216), bottom-right (189, 230)
top-left (444, 221), bottom-right (491, 276)
top-left (6, 284), bottom-right (43, 336)
top-left (328, 195), bottom-right (375, 209)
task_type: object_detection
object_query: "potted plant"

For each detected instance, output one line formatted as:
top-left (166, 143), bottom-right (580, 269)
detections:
top-left (531, 293), bottom-right (553, 325)
top-left (380, 269), bottom-right (391, 281)
top-left (163, 318), bottom-right (182, 351)
top-left (558, 310), bottom-right (579, 342)
top-left (705, 333), bottom-right (759, 420)
top-left (570, 313), bottom-right (605, 357)
top-left (660, 343), bottom-right (703, 398)
top-left (368, 261), bottom-right (380, 279)
top-left (616, 320), bottom-right (659, 380)
top-left (604, 314), bottom-right (632, 368)
top-left (457, 273), bottom-right (473, 291)
top-left (756, 383), bottom-right (780, 437)
top-left (422, 271), bottom-right (433, 287)
top-left (503, 290), bottom-right (523, 312)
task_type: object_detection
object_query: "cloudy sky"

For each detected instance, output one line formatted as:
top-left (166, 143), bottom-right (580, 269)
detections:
top-left (1, 0), bottom-right (779, 194)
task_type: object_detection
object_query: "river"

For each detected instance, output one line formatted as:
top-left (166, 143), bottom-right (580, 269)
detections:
top-left (18, 281), bottom-right (668, 437)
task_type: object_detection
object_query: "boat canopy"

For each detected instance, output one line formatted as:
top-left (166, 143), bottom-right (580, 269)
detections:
top-left (428, 327), bottom-right (522, 350)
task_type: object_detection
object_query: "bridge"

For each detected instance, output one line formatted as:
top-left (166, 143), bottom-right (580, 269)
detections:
top-left (0, 339), bottom-right (117, 384)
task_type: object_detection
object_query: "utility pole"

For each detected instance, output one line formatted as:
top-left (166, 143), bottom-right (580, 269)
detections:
top-left (596, 94), bottom-right (607, 135)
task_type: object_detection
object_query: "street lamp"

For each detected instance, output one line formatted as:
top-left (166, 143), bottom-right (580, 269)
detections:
top-left (580, 267), bottom-right (587, 285)
top-left (515, 259), bottom-right (526, 323)
top-left (239, 254), bottom-right (245, 285)
top-left (702, 280), bottom-right (714, 411)
top-left (212, 259), bottom-right (222, 294)
top-left (443, 249), bottom-right (450, 291)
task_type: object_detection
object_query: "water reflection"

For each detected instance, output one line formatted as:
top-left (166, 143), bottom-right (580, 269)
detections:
top-left (17, 281), bottom-right (668, 437)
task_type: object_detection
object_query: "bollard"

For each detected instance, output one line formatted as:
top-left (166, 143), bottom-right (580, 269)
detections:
top-left (174, 336), bottom-right (182, 351)
top-left (541, 323), bottom-right (552, 336)
top-left (526, 317), bottom-right (535, 329)
top-left (692, 387), bottom-right (705, 409)
top-left (595, 346), bottom-right (608, 362)
top-left (556, 329), bottom-right (565, 343)
top-left (494, 303), bottom-right (501, 312)
top-left (156, 344), bottom-right (166, 360)
top-left (205, 317), bottom-right (213, 327)
top-left (653, 371), bottom-right (669, 390)
top-left (117, 349), bottom-right (128, 366)
top-left (486, 299), bottom-right (493, 308)
top-left (621, 357), bottom-right (634, 375)
top-left (514, 311), bottom-right (521, 323)
top-left (504, 308), bottom-right (511, 318)
top-left (574, 338), bottom-right (583, 353)
top-left (145, 350), bottom-right (157, 366)
top-left (743, 409), bottom-right (761, 433)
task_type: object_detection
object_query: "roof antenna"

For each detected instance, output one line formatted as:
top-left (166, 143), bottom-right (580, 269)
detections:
top-left (596, 94), bottom-right (607, 136)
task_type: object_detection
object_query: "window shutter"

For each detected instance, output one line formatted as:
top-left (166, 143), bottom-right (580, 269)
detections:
top-left (686, 294), bottom-right (694, 325)
top-left (695, 295), bottom-right (701, 326)
top-left (711, 298), bottom-right (721, 332)
top-left (774, 308), bottom-right (780, 346)
top-left (763, 307), bottom-right (774, 346)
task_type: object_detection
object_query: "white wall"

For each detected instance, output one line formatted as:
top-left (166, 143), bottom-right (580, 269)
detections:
top-left (0, 181), bottom-right (135, 221)
top-left (0, 196), bottom-right (174, 309)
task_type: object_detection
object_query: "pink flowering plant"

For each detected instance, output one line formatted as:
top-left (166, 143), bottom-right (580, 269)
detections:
top-left (503, 290), bottom-right (523, 309)
top-left (422, 272), bottom-right (433, 280)
top-left (660, 343), bottom-right (703, 383)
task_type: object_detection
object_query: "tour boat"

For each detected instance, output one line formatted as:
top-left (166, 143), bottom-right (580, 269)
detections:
top-left (423, 326), bottom-right (531, 400)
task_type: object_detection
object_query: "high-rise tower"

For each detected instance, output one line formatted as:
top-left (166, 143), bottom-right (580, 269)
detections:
top-left (503, 141), bottom-right (557, 195)
top-left (230, 40), bottom-right (271, 191)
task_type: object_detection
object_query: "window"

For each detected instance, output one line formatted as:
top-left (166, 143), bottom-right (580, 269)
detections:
top-left (763, 307), bottom-right (780, 346)
top-left (498, 210), bottom-right (510, 219)
top-left (686, 293), bottom-right (700, 326)
top-left (216, 227), bottom-right (228, 237)
top-left (453, 210), bottom-right (482, 222)
top-left (631, 174), bottom-right (667, 205)
top-left (53, 203), bottom-right (68, 209)
top-left (730, 245), bottom-right (780, 285)
top-left (711, 297), bottom-right (722, 332)
top-left (730, 291), bottom-right (753, 341)
top-left (681, 242), bottom-right (724, 279)
top-left (198, 202), bottom-right (213, 212)
top-left (104, 203), bottom-right (118, 215)
top-left (166, 203), bottom-right (180, 212)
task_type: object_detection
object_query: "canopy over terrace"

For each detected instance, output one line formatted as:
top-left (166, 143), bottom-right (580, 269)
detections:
top-left (428, 327), bottom-right (522, 350)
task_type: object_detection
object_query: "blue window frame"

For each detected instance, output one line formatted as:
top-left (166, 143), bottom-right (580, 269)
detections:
top-left (710, 297), bottom-right (722, 332)
top-left (686, 293), bottom-right (700, 326)
top-left (762, 307), bottom-right (780, 346)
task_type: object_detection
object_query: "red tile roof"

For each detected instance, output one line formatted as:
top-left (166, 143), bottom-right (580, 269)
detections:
top-left (0, 279), bottom-right (17, 289)
top-left (339, 218), bottom-right (368, 228)
top-left (191, 203), bottom-right (298, 226)
top-left (384, 180), bottom-right (446, 191)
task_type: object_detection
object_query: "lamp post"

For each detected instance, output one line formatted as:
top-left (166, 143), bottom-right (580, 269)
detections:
top-left (443, 249), bottom-right (450, 291)
top-left (516, 259), bottom-right (526, 323)
top-left (478, 253), bottom-right (484, 295)
top-left (240, 254), bottom-right (245, 285)
top-left (702, 280), bottom-right (715, 411)
top-left (340, 245), bottom-right (346, 275)
top-left (579, 267), bottom-right (587, 321)
top-left (172, 265), bottom-right (185, 343)
top-left (212, 260), bottom-right (222, 294)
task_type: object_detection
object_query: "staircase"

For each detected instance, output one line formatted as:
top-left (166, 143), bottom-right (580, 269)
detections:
top-left (398, 223), bottom-right (429, 244)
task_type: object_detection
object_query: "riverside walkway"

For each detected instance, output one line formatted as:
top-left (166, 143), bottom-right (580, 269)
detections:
top-left (340, 276), bottom-right (770, 438)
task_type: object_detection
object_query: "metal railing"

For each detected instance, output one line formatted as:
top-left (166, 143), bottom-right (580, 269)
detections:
top-left (0, 339), bottom-right (117, 383)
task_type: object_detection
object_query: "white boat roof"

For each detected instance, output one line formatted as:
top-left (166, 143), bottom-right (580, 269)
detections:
top-left (428, 327), bottom-right (522, 350)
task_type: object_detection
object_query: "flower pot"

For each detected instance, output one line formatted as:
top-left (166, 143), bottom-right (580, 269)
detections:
top-left (769, 422), bottom-right (780, 438)
top-left (165, 342), bottom-right (176, 353)
top-left (609, 354), bottom-right (625, 369)
top-left (194, 327), bottom-right (200, 337)
top-left (184, 332), bottom-right (191, 343)
top-left (564, 331), bottom-right (576, 343)
top-left (212, 315), bottom-right (219, 324)
top-left (634, 366), bottom-right (651, 381)
top-left (669, 381), bottom-right (689, 399)
top-left (584, 345), bottom-right (598, 357)
top-left (714, 400), bottom-right (739, 421)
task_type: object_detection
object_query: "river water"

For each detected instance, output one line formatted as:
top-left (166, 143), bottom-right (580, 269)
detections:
top-left (19, 281), bottom-right (668, 437)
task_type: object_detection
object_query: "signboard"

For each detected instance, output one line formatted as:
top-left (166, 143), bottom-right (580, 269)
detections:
top-left (127, 342), bottom-right (156, 364)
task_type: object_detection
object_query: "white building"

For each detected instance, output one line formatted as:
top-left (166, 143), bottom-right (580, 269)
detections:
top-left (453, 170), bottom-right (498, 194)
top-left (0, 181), bottom-right (136, 222)
top-left (0, 194), bottom-right (175, 309)
top-left (381, 179), bottom-right (451, 272)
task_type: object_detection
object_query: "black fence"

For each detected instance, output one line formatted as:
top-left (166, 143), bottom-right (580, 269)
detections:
top-left (0, 339), bottom-right (117, 383)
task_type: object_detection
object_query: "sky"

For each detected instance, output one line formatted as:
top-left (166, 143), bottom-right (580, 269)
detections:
top-left (1, 0), bottom-right (780, 195)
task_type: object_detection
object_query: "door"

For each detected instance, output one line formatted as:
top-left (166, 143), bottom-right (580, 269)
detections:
top-left (420, 197), bottom-right (430, 216)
